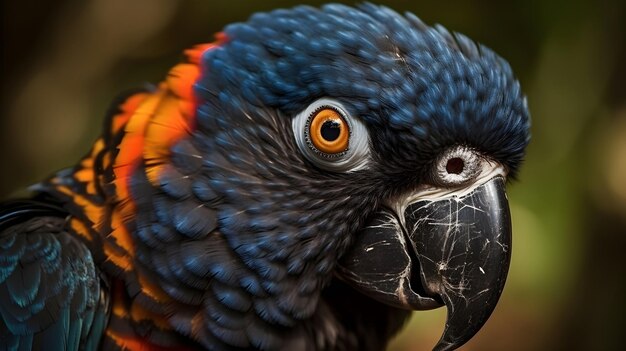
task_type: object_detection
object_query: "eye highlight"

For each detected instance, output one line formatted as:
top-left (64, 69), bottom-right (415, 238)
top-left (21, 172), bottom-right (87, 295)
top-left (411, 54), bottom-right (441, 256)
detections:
top-left (292, 98), bottom-right (371, 172)
top-left (307, 108), bottom-right (349, 155)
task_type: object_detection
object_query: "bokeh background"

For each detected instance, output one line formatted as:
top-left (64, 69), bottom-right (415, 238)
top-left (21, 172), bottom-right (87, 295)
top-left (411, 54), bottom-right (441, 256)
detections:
top-left (2, 0), bottom-right (625, 350)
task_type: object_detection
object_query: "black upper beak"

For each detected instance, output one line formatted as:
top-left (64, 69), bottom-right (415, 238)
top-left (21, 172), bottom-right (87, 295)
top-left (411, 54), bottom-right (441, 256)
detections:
top-left (338, 176), bottom-right (511, 350)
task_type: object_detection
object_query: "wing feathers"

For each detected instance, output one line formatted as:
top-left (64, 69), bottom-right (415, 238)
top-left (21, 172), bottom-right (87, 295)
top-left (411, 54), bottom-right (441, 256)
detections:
top-left (0, 211), bottom-right (109, 351)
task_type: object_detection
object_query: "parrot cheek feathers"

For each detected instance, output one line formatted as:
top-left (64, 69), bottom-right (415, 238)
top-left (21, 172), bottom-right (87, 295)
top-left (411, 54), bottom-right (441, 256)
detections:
top-left (338, 176), bottom-right (512, 351)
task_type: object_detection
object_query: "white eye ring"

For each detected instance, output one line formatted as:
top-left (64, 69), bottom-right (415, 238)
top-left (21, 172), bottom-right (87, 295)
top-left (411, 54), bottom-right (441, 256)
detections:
top-left (292, 98), bottom-right (371, 172)
top-left (434, 146), bottom-right (483, 187)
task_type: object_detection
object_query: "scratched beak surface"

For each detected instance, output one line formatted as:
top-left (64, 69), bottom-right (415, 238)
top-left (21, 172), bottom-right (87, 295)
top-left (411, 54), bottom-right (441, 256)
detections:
top-left (338, 176), bottom-right (512, 350)
top-left (405, 176), bottom-right (511, 350)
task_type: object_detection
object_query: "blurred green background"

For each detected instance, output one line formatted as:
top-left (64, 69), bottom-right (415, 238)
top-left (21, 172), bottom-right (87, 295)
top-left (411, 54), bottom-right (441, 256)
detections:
top-left (2, 0), bottom-right (625, 350)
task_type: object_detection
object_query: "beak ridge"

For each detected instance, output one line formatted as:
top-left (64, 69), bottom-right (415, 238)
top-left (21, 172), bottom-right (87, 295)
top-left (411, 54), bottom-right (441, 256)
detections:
top-left (406, 176), bottom-right (512, 350)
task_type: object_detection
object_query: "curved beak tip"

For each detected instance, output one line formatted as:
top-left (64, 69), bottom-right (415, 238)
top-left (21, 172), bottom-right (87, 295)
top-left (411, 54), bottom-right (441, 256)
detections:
top-left (411, 177), bottom-right (512, 350)
top-left (338, 177), bottom-right (512, 350)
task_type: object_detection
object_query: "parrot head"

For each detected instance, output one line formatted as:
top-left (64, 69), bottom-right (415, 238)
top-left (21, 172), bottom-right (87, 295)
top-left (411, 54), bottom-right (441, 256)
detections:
top-left (39, 3), bottom-right (531, 350)
top-left (178, 3), bottom-right (529, 349)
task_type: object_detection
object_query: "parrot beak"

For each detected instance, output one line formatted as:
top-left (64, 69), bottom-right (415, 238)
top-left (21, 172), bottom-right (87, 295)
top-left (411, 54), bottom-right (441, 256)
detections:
top-left (337, 176), bottom-right (511, 350)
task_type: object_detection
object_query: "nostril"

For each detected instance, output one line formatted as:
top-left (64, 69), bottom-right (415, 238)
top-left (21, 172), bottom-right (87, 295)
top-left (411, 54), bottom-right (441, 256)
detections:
top-left (446, 157), bottom-right (464, 175)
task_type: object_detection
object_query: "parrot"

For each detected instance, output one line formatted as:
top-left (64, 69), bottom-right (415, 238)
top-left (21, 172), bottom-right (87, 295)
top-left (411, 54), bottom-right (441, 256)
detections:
top-left (0, 3), bottom-right (530, 351)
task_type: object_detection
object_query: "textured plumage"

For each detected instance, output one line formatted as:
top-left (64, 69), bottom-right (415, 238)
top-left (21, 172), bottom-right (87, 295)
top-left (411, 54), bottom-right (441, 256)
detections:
top-left (1, 3), bottom-right (529, 351)
top-left (0, 200), bottom-right (108, 351)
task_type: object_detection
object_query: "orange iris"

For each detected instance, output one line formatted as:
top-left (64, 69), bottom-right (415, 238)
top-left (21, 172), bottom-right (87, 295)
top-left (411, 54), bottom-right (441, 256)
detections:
top-left (309, 108), bottom-right (349, 154)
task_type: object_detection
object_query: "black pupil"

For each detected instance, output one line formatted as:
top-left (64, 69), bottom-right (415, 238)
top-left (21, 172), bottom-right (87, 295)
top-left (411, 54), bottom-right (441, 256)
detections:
top-left (321, 120), bottom-right (341, 141)
top-left (446, 157), bottom-right (464, 174)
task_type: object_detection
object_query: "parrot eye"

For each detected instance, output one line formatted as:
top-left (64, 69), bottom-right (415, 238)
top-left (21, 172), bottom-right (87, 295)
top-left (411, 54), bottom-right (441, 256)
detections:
top-left (293, 98), bottom-right (370, 172)
top-left (308, 108), bottom-right (350, 154)
top-left (434, 146), bottom-right (482, 187)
